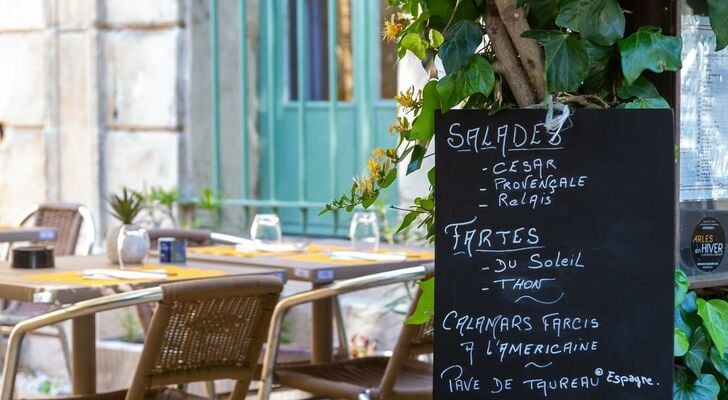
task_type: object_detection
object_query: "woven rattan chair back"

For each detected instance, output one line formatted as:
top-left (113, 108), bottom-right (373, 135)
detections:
top-left (126, 275), bottom-right (283, 400)
top-left (20, 203), bottom-right (85, 255)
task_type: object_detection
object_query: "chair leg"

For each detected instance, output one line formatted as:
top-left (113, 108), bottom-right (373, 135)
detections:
top-left (0, 333), bottom-right (6, 368)
top-left (333, 297), bottom-right (349, 358)
top-left (205, 380), bottom-right (217, 399)
top-left (54, 325), bottom-right (73, 379)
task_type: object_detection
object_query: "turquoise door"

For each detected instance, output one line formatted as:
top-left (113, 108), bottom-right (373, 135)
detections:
top-left (259, 0), bottom-right (398, 235)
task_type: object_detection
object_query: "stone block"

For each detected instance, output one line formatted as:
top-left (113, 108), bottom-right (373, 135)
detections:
top-left (104, 0), bottom-right (180, 25)
top-left (0, 33), bottom-right (46, 126)
top-left (0, 130), bottom-right (48, 225)
top-left (104, 30), bottom-right (179, 128)
top-left (59, 32), bottom-right (91, 130)
top-left (57, 0), bottom-right (95, 30)
top-left (106, 130), bottom-right (179, 196)
top-left (0, 0), bottom-right (45, 31)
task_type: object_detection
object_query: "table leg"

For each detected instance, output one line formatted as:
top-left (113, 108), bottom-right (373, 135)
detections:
top-left (311, 282), bottom-right (333, 364)
top-left (72, 315), bottom-right (96, 394)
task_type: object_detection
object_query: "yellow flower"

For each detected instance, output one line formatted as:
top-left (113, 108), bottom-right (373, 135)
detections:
top-left (372, 148), bottom-right (385, 158)
top-left (382, 15), bottom-right (404, 43)
top-left (368, 158), bottom-right (383, 180)
top-left (386, 148), bottom-right (397, 159)
top-left (394, 86), bottom-right (423, 110)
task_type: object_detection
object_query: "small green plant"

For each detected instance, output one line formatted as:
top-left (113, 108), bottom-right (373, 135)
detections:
top-left (119, 310), bottom-right (144, 343)
top-left (37, 379), bottom-right (52, 395)
top-left (194, 187), bottom-right (223, 229)
top-left (674, 268), bottom-right (728, 400)
top-left (108, 187), bottom-right (144, 225)
top-left (141, 186), bottom-right (179, 227)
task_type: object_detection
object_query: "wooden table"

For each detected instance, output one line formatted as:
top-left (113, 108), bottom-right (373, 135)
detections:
top-left (0, 255), bottom-right (285, 395)
top-left (182, 242), bottom-right (434, 364)
top-left (0, 226), bottom-right (57, 243)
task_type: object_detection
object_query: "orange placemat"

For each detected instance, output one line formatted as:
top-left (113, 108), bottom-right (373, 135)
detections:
top-left (281, 249), bottom-right (434, 265)
top-left (27, 265), bottom-right (225, 286)
top-left (187, 244), bottom-right (348, 258)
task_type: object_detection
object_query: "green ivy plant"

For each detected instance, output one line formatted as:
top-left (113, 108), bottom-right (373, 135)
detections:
top-left (323, 1), bottom-right (728, 399)
top-left (675, 269), bottom-right (728, 400)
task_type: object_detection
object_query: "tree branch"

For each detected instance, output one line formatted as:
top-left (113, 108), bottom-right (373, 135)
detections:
top-left (485, 0), bottom-right (536, 107)
top-left (494, 0), bottom-right (547, 101)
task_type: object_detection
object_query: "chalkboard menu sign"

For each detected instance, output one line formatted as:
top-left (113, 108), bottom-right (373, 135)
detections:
top-left (434, 109), bottom-right (675, 399)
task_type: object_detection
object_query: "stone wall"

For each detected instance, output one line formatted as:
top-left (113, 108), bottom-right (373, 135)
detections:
top-left (0, 0), bottom-right (183, 235)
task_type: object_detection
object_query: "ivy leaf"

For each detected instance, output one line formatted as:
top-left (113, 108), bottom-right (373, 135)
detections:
top-left (439, 20), bottom-right (483, 74)
top-left (428, 167), bottom-right (435, 185)
top-left (397, 211), bottom-right (420, 234)
top-left (617, 77), bottom-right (670, 108)
top-left (677, 292), bottom-right (703, 338)
top-left (517, 0), bottom-right (560, 29)
top-left (380, 168), bottom-right (397, 189)
top-left (429, 29), bottom-right (444, 48)
top-left (407, 144), bottom-right (427, 175)
top-left (400, 33), bottom-right (428, 60)
top-left (676, 328), bottom-right (690, 357)
top-left (710, 346), bottom-right (728, 380)
top-left (622, 97), bottom-right (670, 109)
top-left (581, 39), bottom-right (615, 97)
top-left (618, 26), bottom-right (682, 85)
top-left (410, 81), bottom-right (439, 141)
top-left (674, 373), bottom-right (720, 400)
top-left (687, 327), bottom-right (713, 377)
top-left (697, 299), bottom-right (728, 358)
top-left (437, 55), bottom-right (495, 110)
top-left (522, 30), bottom-right (589, 92)
top-left (707, 0), bottom-right (728, 51)
top-left (405, 277), bottom-right (434, 325)
top-left (425, 0), bottom-right (479, 31)
top-left (557, 0), bottom-right (625, 46)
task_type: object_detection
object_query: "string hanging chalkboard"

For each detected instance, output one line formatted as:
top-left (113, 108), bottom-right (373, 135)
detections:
top-left (434, 109), bottom-right (675, 399)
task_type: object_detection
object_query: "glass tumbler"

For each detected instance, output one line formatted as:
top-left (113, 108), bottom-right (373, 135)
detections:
top-left (349, 211), bottom-right (380, 252)
top-left (250, 214), bottom-right (283, 245)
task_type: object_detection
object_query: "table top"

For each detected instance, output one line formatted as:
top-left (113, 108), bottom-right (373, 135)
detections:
top-left (179, 242), bottom-right (434, 283)
top-left (0, 255), bottom-right (286, 305)
top-left (0, 226), bottom-right (57, 243)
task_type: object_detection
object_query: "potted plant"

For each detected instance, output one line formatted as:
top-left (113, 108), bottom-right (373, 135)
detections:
top-left (325, 0), bottom-right (728, 398)
top-left (106, 187), bottom-right (148, 264)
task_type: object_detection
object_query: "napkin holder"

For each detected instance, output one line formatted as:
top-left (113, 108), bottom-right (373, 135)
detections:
top-left (11, 246), bottom-right (55, 269)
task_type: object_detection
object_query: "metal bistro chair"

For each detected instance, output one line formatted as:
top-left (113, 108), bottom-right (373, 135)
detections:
top-left (0, 203), bottom-right (96, 376)
top-left (1, 275), bottom-right (284, 400)
top-left (258, 265), bottom-right (434, 400)
top-left (142, 228), bottom-right (349, 396)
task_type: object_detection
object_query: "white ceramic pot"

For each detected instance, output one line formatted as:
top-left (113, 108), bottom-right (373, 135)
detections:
top-left (106, 224), bottom-right (150, 264)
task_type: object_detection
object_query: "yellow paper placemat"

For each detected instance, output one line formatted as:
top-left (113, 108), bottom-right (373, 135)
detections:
top-left (281, 249), bottom-right (434, 265)
top-left (187, 244), bottom-right (348, 258)
top-left (187, 246), bottom-right (268, 258)
top-left (27, 265), bottom-right (225, 286)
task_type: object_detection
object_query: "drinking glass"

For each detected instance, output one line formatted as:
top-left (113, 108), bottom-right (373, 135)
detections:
top-left (250, 214), bottom-right (282, 245)
top-left (349, 211), bottom-right (380, 252)
top-left (117, 225), bottom-right (150, 269)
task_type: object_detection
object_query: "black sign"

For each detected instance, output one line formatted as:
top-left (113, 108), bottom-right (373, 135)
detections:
top-left (691, 217), bottom-right (726, 272)
top-left (434, 109), bottom-right (675, 399)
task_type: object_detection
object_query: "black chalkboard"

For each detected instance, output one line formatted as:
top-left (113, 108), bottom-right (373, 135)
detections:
top-left (434, 109), bottom-right (675, 399)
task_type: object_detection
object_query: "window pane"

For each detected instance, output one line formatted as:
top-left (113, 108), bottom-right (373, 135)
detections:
top-left (380, 0), bottom-right (397, 99)
top-left (336, 0), bottom-right (353, 101)
top-left (287, 0), bottom-right (353, 101)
